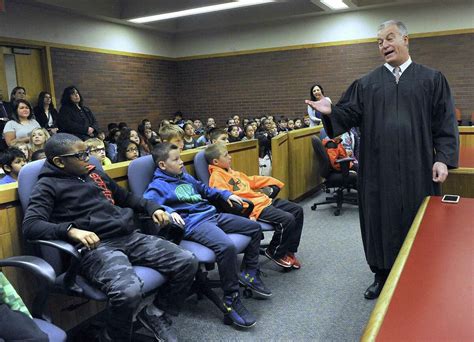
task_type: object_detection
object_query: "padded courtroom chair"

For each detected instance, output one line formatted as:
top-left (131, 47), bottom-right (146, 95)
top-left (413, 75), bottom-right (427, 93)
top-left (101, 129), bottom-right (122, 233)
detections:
top-left (0, 256), bottom-right (67, 342)
top-left (17, 157), bottom-right (167, 334)
top-left (193, 149), bottom-right (278, 247)
top-left (310, 135), bottom-right (358, 216)
top-left (127, 155), bottom-right (251, 315)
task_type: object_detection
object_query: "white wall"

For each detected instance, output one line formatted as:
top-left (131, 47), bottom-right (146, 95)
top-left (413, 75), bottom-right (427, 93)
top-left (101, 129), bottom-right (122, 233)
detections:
top-left (173, 1), bottom-right (474, 57)
top-left (0, 1), bottom-right (174, 57)
top-left (0, 1), bottom-right (472, 58)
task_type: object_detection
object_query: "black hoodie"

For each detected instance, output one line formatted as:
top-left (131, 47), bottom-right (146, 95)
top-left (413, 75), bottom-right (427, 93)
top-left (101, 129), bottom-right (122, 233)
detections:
top-left (22, 161), bottom-right (162, 241)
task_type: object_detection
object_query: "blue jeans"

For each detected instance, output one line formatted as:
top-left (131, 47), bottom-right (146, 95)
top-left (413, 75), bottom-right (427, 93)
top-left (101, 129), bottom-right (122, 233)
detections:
top-left (187, 213), bottom-right (261, 295)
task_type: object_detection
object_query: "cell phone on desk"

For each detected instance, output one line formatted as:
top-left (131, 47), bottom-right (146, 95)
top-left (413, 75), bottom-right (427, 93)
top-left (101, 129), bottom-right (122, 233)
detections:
top-left (441, 194), bottom-right (460, 203)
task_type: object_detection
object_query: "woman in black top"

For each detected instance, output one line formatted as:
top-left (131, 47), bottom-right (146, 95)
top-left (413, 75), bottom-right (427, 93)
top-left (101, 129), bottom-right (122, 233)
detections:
top-left (33, 91), bottom-right (58, 134)
top-left (57, 86), bottom-right (99, 140)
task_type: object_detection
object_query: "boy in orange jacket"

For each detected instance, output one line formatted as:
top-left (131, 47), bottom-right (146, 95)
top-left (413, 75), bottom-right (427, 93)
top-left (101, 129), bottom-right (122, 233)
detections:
top-left (205, 143), bottom-right (303, 269)
top-left (322, 136), bottom-right (354, 171)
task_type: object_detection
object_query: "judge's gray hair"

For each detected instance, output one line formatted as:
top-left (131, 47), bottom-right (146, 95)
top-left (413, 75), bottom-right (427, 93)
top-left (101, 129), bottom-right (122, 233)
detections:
top-left (378, 20), bottom-right (408, 36)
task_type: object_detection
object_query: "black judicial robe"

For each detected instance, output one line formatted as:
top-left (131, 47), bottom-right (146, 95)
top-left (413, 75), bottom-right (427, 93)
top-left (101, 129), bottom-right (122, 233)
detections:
top-left (322, 63), bottom-right (459, 269)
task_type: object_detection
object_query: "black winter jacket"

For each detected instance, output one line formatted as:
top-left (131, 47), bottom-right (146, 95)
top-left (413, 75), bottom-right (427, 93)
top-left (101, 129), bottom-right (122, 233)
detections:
top-left (22, 161), bottom-right (162, 241)
top-left (57, 104), bottom-right (100, 140)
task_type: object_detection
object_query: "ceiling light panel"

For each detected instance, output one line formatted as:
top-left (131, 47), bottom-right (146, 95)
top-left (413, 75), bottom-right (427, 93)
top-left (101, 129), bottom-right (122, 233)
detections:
top-left (129, 0), bottom-right (276, 23)
top-left (320, 0), bottom-right (349, 10)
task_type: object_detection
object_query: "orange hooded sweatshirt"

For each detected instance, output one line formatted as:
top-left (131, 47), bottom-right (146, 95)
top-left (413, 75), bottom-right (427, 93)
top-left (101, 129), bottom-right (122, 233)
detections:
top-left (208, 165), bottom-right (284, 220)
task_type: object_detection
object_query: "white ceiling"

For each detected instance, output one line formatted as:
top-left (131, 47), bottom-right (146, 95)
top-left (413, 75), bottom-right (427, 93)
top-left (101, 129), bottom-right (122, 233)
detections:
top-left (15, 0), bottom-right (449, 34)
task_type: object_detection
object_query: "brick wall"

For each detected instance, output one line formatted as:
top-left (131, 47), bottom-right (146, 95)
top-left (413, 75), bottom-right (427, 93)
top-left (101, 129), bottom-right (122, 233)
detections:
top-left (50, 33), bottom-right (473, 129)
top-left (51, 48), bottom-right (178, 131)
top-left (177, 33), bottom-right (474, 125)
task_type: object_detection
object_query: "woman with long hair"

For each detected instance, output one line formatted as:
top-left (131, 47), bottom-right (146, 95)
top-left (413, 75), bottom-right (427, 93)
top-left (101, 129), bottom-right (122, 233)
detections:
top-left (57, 86), bottom-right (99, 140)
top-left (307, 84), bottom-right (332, 127)
top-left (34, 91), bottom-right (59, 134)
top-left (3, 100), bottom-right (40, 146)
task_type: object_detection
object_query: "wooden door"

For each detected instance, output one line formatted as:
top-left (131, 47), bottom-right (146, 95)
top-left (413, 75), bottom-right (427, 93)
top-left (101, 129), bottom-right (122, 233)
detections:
top-left (14, 49), bottom-right (47, 106)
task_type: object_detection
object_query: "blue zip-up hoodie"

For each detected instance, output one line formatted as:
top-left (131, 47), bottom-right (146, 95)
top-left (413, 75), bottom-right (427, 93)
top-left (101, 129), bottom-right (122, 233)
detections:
top-left (143, 167), bottom-right (232, 236)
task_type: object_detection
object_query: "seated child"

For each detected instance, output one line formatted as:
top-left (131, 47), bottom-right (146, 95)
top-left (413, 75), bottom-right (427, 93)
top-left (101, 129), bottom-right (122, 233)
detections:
top-left (209, 127), bottom-right (229, 144)
top-left (11, 141), bottom-right (30, 161)
top-left (143, 143), bottom-right (271, 329)
top-left (159, 124), bottom-right (184, 151)
top-left (29, 128), bottom-right (50, 154)
top-left (85, 138), bottom-right (112, 166)
top-left (206, 143), bottom-right (304, 269)
top-left (116, 139), bottom-right (140, 162)
top-left (0, 147), bottom-right (27, 184)
top-left (22, 133), bottom-right (198, 342)
top-left (31, 149), bottom-right (46, 161)
top-left (0, 272), bottom-right (49, 342)
top-left (323, 136), bottom-right (354, 171)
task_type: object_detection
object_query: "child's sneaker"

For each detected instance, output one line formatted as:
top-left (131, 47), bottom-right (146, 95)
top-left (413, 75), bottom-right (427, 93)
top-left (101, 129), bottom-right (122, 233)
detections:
top-left (239, 269), bottom-right (272, 297)
top-left (264, 248), bottom-right (292, 268)
top-left (223, 292), bottom-right (256, 328)
top-left (137, 305), bottom-right (178, 342)
top-left (287, 252), bottom-right (302, 269)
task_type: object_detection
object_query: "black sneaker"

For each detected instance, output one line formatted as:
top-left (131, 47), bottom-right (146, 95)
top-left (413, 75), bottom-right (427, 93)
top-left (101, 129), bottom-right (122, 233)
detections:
top-left (137, 306), bottom-right (178, 342)
top-left (239, 269), bottom-right (272, 297)
top-left (223, 292), bottom-right (257, 328)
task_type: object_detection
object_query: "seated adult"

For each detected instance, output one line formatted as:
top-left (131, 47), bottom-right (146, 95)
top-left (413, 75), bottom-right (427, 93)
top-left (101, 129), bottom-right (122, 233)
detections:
top-left (3, 100), bottom-right (40, 146)
top-left (33, 91), bottom-right (58, 135)
top-left (22, 133), bottom-right (198, 341)
top-left (57, 86), bottom-right (99, 140)
top-left (3, 86), bottom-right (27, 118)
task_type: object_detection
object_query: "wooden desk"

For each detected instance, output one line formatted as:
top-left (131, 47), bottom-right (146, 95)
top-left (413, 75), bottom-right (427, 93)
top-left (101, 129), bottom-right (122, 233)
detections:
top-left (362, 196), bottom-right (474, 341)
top-left (442, 146), bottom-right (474, 198)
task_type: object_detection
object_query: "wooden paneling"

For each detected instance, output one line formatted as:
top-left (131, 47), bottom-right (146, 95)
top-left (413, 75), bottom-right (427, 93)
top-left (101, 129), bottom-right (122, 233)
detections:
top-left (271, 133), bottom-right (289, 199)
top-left (226, 140), bottom-right (259, 176)
top-left (287, 126), bottom-right (323, 200)
top-left (0, 52), bottom-right (8, 101)
top-left (441, 168), bottom-right (474, 198)
top-left (0, 140), bottom-right (259, 330)
top-left (459, 126), bottom-right (474, 148)
top-left (14, 49), bottom-right (46, 106)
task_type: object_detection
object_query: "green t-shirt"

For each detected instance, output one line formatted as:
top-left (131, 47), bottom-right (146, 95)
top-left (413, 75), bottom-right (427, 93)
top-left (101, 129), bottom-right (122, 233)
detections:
top-left (0, 271), bottom-right (31, 317)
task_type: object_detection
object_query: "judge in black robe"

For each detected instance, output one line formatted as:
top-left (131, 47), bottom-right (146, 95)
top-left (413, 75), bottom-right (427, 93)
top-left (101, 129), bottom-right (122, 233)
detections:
top-left (307, 20), bottom-right (459, 299)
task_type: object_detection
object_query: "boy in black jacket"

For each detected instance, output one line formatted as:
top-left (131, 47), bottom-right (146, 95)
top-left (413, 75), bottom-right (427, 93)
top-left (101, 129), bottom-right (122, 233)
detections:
top-left (22, 133), bottom-right (198, 342)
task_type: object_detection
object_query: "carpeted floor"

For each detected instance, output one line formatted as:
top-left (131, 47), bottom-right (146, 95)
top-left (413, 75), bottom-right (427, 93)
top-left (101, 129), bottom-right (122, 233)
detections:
top-left (166, 191), bottom-right (376, 341)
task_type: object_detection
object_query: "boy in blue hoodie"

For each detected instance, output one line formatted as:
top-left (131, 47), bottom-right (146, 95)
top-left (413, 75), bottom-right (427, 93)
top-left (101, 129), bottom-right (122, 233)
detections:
top-left (144, 143), bottom-right (271, 329)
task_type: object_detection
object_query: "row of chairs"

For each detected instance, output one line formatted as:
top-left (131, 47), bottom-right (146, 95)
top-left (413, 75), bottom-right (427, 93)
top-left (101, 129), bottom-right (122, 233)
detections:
top-left (7, 151), bottom-right (279, 340)
top-left (5, 136), bottom-right (355, 340)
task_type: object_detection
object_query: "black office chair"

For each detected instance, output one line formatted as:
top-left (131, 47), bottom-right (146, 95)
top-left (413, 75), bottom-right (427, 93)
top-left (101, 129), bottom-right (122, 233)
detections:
top-left (311, 135), bottom-right (358, 216)
top-left (17, 158), bottom-right (167, 339)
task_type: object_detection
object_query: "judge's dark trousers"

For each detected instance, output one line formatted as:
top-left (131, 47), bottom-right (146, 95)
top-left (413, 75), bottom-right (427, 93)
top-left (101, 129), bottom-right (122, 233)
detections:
top-left (187, 213), bottom-right (261, 296)
top-left (80, 232), bottom-right (198, 342)
top-left (369, 266), bottom-right (390, 282)
top-left (0, 304), bottom-right (48, 342)
top-left (259, 199), bottom-right (304, 258)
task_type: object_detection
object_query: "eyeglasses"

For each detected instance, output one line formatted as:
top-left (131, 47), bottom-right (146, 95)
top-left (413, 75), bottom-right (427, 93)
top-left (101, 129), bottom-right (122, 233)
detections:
top-left (90, 147), bottom-right (105, 153)
top-left (126, 147), bottom-right (139, 153)
top-left (58, 149), bottom-right (90, 161)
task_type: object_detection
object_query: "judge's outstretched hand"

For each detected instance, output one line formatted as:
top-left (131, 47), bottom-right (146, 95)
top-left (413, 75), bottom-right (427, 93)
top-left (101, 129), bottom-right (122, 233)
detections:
top-left (305, 97), bottom-right (332, 115)
top-left (432, 162), bottom-right (448, 183)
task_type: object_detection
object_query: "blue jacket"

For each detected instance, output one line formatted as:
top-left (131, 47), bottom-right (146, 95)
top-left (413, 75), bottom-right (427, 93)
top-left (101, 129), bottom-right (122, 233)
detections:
top-left (143, 168), bottom-right (232, 236)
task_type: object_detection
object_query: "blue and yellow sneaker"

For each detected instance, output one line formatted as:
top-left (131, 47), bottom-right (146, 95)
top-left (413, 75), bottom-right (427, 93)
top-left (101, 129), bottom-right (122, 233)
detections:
top-left (223, 292), bottom-right (257, 328)
top-left (239, 269), bottom-right (272, 297)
